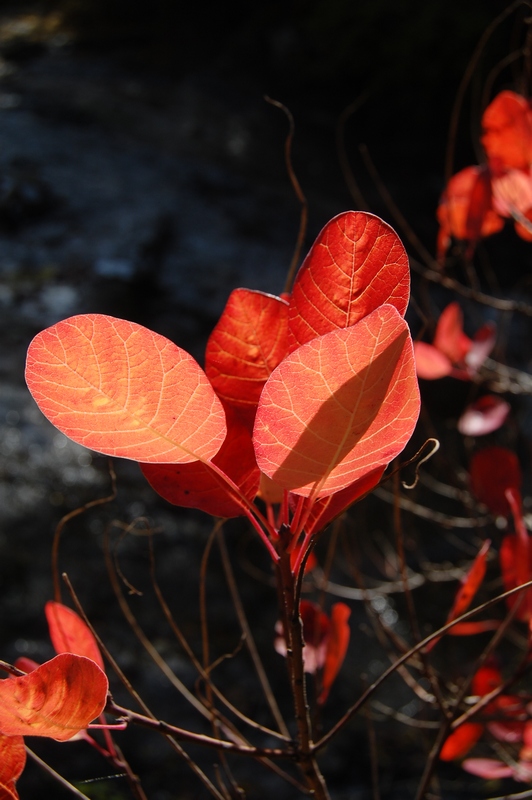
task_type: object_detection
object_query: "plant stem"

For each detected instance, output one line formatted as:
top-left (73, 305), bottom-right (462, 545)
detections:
top-left (277, 542), bottom-right (331, 799)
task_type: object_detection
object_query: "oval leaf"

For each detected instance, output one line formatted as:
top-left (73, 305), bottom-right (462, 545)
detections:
top-left (440, 723), bottom-right (484, 761)
top-left (414, 341), bottom-right (452, 380)
top-left (205, 289), bottom-right (289, 417)
top-left (25, 314), bottom-right (226, 464)
top-left (481, 90), bottom-right (532, 173)
top-left (141, 408), bottom-right (260, 518)
top-left (0, 653), bottom-right (108, 742)
top-left (288, 211), bottom-right (409, 350)
top-left (45, 602), bottom-right (104, 672)
top-left (254, 305), bottom-right (420, 497)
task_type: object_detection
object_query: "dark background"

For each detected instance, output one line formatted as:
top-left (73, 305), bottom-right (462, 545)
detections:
top-left (0, 1), bottom-right (530, 798)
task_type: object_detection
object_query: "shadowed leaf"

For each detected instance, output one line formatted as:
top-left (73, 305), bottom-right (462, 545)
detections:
top-left (318, 603), bottom-right (351, 705)
top-left (470, 446), bottom-right (521, 516)
top-left (25, 314), bottom-right (226, 464)
top-left (288, 211), bottom-right (409, 351)
top-left (0, 654), bottom-right (108, 742)
top-left (254, 305), bottom-right (420, 497)
top-left (205, 289), bottom-right (289, 419)
top-left (141, 408), bottom-right (260, 517)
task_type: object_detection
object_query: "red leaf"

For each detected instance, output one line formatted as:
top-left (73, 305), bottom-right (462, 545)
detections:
top-left (433, 303), bottom-right (472, 365)
top-left (500, 487), bottom-right (532, 622)
top-left (302, 467), bottom-right (385, 537)
top-left (492, 168), bottom-right (532, 217)
top-left (205, 289), bottom-right (289, 420)
top-left (45, 602), bottom-right (104, 672)
top-left (469, 446), bottom-right (522, 516)
top-left (462, 757), bottom-right (514, 779)
top-left (0, 784), bottom-right (19, 800)
top-left (318, 603), bottom-right (351, 704)
top-left (472, 662), bottom-right (502, 696)
top-left (254, 305), bottom-right (420, 498)
top-left (25, 314), bottom-right (226, 464)
top-left (457, 395), bottom-right (510, 436)
top-left (440, 723), bottom-right (484, 761)
top-left (13, 658), bottom-right (39, 674)
top-left (447, 540), bottom-right (490, 622)
top-left (413, 341), bottom-right (453, 380)
top-left (0, 653), bottom-right (108, 741)
top-left (0, 733), bottom-right (25, 797)
top-left (448, 620), bottom-right (500, 635)
top-left (288, 211), bottom-right (409, 351)
top-left (436, 165), bottom-right (504, 258)
top-left (141, 408), bottom-right (260, 517)
top-left (481, 90), bottom-right (532, 174)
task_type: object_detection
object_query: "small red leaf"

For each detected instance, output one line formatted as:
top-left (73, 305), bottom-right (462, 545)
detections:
top-left (433, 303), bottom-right (472, 365)
top-left (448, 620), bottom-right (500, 635)
top-left (25, 314), bottom-right (226, 464)
top-left (413, 341), bottom-right (453, 379)
top-left (0, 653), bottom-right (108, 741)
top-left (481, 91), bottom-right (532, 174)
top-left (141, 409), bottom-right (260, 517)
top-left (302, 467), bottom-right (385, 537)
top-left (470, 446), bottom-right (522, 516)
top-left (0, 733), bottom-right (25, 795)
top-left (458, 395), bottom-right (510, 436)
top-left (205, 289), bottom-right (289, 419)
top-left (436, 165), bottom-right (504, 258)
top-left (447, 540), bottom-right (490, 623)
top-left (288, 211), bottom-right (409, 351)
top-left (45, 602), bottom-right (104, 672)
top-left (440, 723), bottom-right (484, 761)
top-left (254, 305), bottom-right (420, 497)
top-left (318, 603), bottom-right (351, 704)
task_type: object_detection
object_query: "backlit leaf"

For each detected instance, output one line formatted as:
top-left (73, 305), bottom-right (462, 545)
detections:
top-left (481, 90), bottom-right (532, 173)
top-left (470, 446), bottom-right (522, 516)
top-left (413, 341), bottom-right (452, 380)
top-left (25, 314), bottom-right (226, 464)
top-left (458, 395), bottom-right (510, 437)
top-left (302, 467), bottom-right (385, 537)
top-left (318, 603), bottom-right (351, 705)
top-left (288, 211), bottom-right (409, 351)
top-left (141, 408), bottom-right (260, 517)
top-left (440, 723), bottom-right (484, 761)
top-left (0, 653), bottom-right (108, 742)
top-left (205, 289), bottom-right (289, 418)
top-left (254, 305), bottom-right (420, 498)
top-left (45, 602), bottom-right (104, 671)
top-left (436, 165), bottom-right (503, 258)
top-left (0, 733), bottom-right (25, 797)
top-left (447, 540), bottom-right (490, 623)
top-left (433, 303), bottom-right (472, 365)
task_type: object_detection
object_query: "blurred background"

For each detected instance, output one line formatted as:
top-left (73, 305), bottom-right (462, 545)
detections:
top-left (0, 1), bottom-right (529, 798)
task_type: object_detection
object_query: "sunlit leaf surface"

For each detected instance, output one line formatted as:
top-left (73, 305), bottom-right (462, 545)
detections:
top-left (288, 211), bottom-right (409, 350)
top-left (254, 305), bottom-right (420, 497)
top-left (0, 654), bottom-right (108, 742)
top-left (25, 314), bottom-right (226, 464)
top-left (45, 602), bottom-right (104, 671)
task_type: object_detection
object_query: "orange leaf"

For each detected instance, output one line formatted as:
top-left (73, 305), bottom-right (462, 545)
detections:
top-left (45, 602), bottom-right (104, 672)
top-left (254, 305), bottom-right (420, 498)
top-left (440, 723), bottom-right (484, 761)
top-left (481, 90), bottom-right (532, 173)
top-left (288, 211), bottom-right (409, 351)
top-left (0, 653), bottom-right (108, 741)
top-left (141, 408), bottom-right (260, 517)
top-left (25, 314), bottom-right (226, 464)
top-left (470, 446), bottom-right (522, 516)
top-left (205, 289), bottom-right (289, 420)
top-left (0, 733), bottom-right (25, 798)
top-left (318, 603), bottom-right (351, 704)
